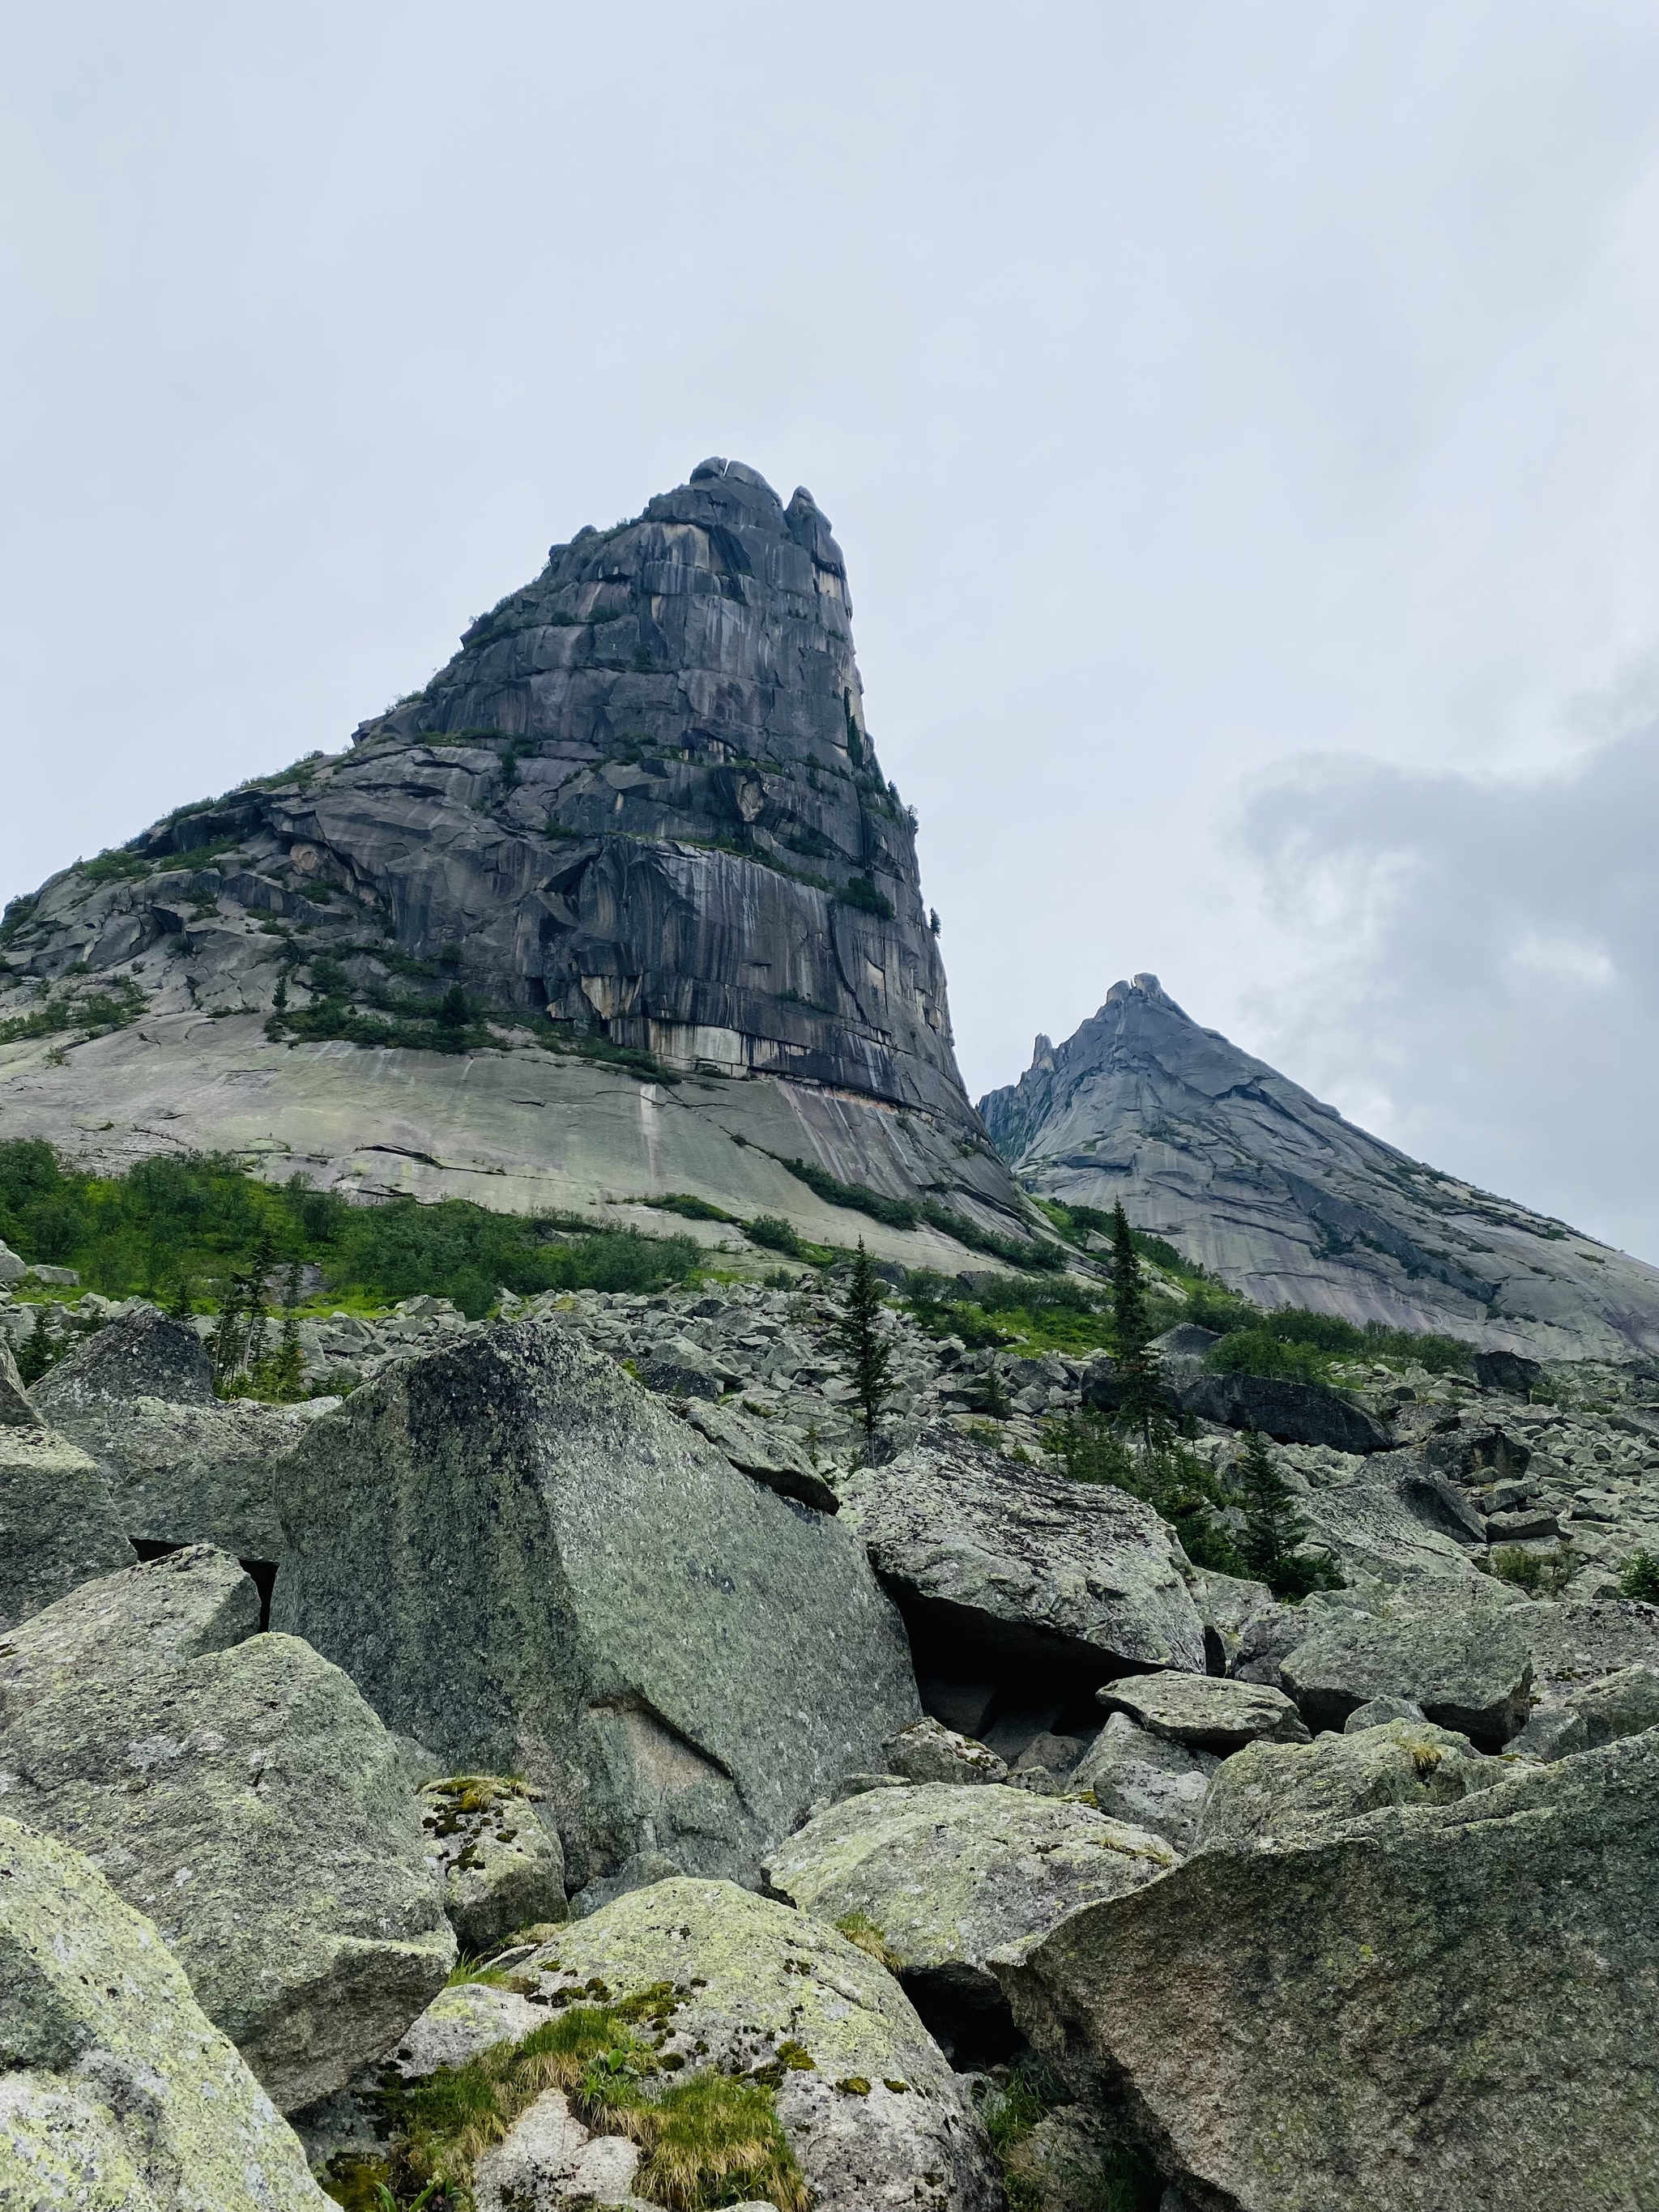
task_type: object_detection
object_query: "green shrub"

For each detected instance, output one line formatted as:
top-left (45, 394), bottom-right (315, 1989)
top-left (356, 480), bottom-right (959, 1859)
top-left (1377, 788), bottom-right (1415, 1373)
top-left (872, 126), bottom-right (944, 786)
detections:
top-left (1618, 1551), bottom-right (1659, 1603)
top-left (747, 1214), bottom-right (803, 1255)
top-left (1491, 1543), bottom-right (1575, 1598)
top-left (837, 873), bottom-right (894, 920)
top-left (647, 1193), bottom-right (735, 1222)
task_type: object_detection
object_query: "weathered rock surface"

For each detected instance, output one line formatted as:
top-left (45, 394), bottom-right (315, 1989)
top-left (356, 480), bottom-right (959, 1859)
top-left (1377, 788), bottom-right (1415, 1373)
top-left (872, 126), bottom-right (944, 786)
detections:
top-left (884, 1715), bottom-right (1009, 1785)
top-left (0, 1341), bottom-right (36, 1425)
top-left (521, 1876), bottom-right (1002, 2211)
top-left (1271, 1446), bottom-right (1492, 1592)
top-left (419, 1775), bottom-right (568, 1954)
top-left (1195, 1719), bottom-right (1497, 1848)
top-left (0, 1814), bottom-right (329, 2210)
top-left (272, 1320), bottom-right (920, 1891)
top-left (1067, 1713), bottom-right (1218, 1852)
top-left (1508, 1662), bottom-right (1659, 1761)
top-left (0, 462), bottom-right (1041, 1270)
top-left (1169, 1370), bottom-right (1392, 1454)
top-left (1097, 1669), bottom-right (1309, 1754)
top-left (1277, 1592), bottom-right (1533, 1747)
top-left (0, 1422), bottom-right (136, 1630)
top-left (30, 1306), bottom-right (216, 1410)
top-left (836, 1428), bottom-right (1205, 1760)
top-left (766, 1783), bottom-right (1175, 2062)
top-left (0, 1545), bottom-right (454, 2109)
top-left (471, 2088), bottom-right (648, 2212)
top-left (979, 972), bottom-right (1659, 1361)
top-left (680, 1393), bottom-right (840, 1511)
top-left (997, 1730), bottom-right (1659, 2212)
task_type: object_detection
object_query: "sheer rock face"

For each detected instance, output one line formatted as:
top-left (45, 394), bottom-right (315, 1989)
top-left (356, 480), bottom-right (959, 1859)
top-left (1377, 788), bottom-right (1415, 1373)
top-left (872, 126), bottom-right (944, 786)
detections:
top-left (0, 460), bottom-right (1030, 1253)
top-left (978, 973), bottom-right (1659, 1361)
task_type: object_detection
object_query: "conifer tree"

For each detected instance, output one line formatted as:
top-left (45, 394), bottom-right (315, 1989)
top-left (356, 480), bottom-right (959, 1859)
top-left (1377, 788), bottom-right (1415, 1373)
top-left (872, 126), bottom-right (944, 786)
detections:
top-left (1237, 1427), bottom-right (1342, 1600)
top-left (835, 1239), bottom-right (894, 1438)
top-left (1110, 1200), bottom-right (1164, 1442)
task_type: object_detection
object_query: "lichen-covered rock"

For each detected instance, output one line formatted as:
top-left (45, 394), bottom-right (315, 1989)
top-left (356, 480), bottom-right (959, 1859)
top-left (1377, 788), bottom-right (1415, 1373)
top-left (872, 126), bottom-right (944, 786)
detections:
top-left (0, 1814), bottom-right (328, 2210)
top-left (390, 1981), bottom-right (545, 2077)
top-left (836, 1429), bottom-right (1205, 1757)
top-left (272, 1321), bottom-right (920, 1892)
top-left (1508, 1662), bottom-right (1659, 1761)
top-left (0, 1423), bottom-right (136, 1630)
top-left (765, 1784), bottom-right (1175, 2065)
top-left (1278, 1591), bottom-right (1533, 1747)
top-left (471, 2089), bottom-right (647, 2212)
top-left (1195, 1720), bottom-right (1498, 1849)
top-left (0, 1545), bottom-right (454, 2109)
top-left (30, 1305), bottom-right (215, 1410)
top-left (34, 1388), bottom-right (330, 1559)
top-left (419, 1775), bottom-right (568, 1953)
top-left (885, 1715), bottom-right (1008, 1784)
top-left (996, 1730), bottom-right (1659, 2211)
top-left (1096, 1669), bottom-right (1309, 1754)
top-left (1066, 1714), bottom-right (1218, 1852)
top-left (522, 1876), bottom-right (1002, 2211)
top-left (1284, 1447), bottom-right (1493, 1592)
top-left (0, 1341), bottom-right (38, 1426)
top-left (680, 1395), bottom-right (840, 1512)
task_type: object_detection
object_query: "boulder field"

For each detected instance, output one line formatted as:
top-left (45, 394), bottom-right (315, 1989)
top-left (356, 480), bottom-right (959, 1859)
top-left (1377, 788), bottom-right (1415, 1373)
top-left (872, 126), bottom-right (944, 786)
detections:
top-left (2, 1285), bottom-right (1658, 2206)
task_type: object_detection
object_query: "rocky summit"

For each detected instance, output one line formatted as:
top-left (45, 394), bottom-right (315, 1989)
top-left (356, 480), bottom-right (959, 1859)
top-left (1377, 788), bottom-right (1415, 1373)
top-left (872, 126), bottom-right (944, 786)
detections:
top-left (0, 458), bottom-right (1035, 1272)
top-left (979, 972), bottom-right (1659, 1360)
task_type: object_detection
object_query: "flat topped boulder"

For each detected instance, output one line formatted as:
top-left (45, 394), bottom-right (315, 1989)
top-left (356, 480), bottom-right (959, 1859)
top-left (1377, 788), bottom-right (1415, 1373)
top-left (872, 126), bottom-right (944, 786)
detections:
top-left (272, 1319), bottom-right (919, 1893)
top-left (1279, 1590), bottom-right (1534, 1749)
top-left (0, 1545), bottom-right (454, 2110)
top-left (1196, 1719), bottom-right (1499, 1850)
top-left (0, 1422), bottom-right (136, 1630)
top-left (765, 1783), bottom-right (1175, 2065)
top-left (31, 1303), bottom-right (215, 1410)
top-left (0, 1817), bottom-right (328, 2211)
top-left (836, 1430), bottom-right (1205, 1734)
top-left (884, 1715), bottom-right (1008, 1785)
top-left (996, 1731), bottom-right (1659, 2212)
top-left (1097, 1669), bottom-right (1310, 1755)
top-left (1169, 1371), bottom-right (1392, 1455)
top-left (519, 1876), bottom-right (1001, 2212)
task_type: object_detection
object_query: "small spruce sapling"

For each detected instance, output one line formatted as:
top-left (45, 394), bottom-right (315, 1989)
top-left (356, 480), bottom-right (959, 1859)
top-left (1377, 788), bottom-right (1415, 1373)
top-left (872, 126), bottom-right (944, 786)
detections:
top-left (835, 1240), bottom-right (894, 1438)
top-left (1109, 1201), bottom-right (1165, 1442)
top-left (1618, 1550), bottom-right (1659, 1604)
top-left (1236, 1428), bottom-right (1342, 1600)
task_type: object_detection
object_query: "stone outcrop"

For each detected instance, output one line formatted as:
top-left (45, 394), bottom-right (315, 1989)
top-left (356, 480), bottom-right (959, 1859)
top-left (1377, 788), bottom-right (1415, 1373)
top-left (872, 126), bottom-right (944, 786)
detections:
top-left (1275, 1591), bottom-right (1534, 1748)
top-left (1168, 1370), bottom-right (1391, 1454)
top-left (979, 973), bottom-right (1659, 1360)
top-left (1066, 1714), bottom-right (1218, 1852)
top-left (996, 1730), bottom-right (1659, 2212)
top-left (29, 1306), bottom-right (215, 1409)
top-left (765, 1781), bottom-right (1175, 2064)
top-left (271, 1319), bottom-right (920, 1891)
top-left (1095, 1670), bottom-right (1308, 1754)
top-left (0, 1816), bottom-right (329, 2211)
top-left (0, 1545), bottom-right (454, 2109)
top-left (1194, 1719), bottom-right (1498, 1848)
top-left (418, 1774), bottom-right (568, 1953)
top-left (835, 1428), bottom-right (1205, 1762)
top-left (0, 461), bottom-right (1040, 1272)
top-left (0, 1421), bottom-right (136, 1630)
top-left (519, 1876), bottom-right (1003, 2212)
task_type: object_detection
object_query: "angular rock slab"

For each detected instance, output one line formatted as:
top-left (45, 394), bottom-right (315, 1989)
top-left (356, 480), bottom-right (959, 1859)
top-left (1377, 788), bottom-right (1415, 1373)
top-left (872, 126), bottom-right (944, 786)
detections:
top-left (885, 1715), bottom-right (1009, 1784)
top-left (522, 1877), bottom-right (1002, 2212)
top-left (272, 1320), bottom-right (919, 1892)
top-left (1279, 1592), bottom-right (1533, 1748)
top-left (0, 1814), bottom-right (328, 2211)
top-left (1068, 1714), bottom-right (1218, 1854)
top-left (0, 1340), bottom-right (38, 1426)
top-left (1097, 1669), bottom-right (1309, 1754)
top-left (0, 1422), bottom-right (136, 1631)
top-left (31, 1303), bottom-right (216, 1409)
top-left (1276, 1447), bottom-right (1491, 1592)
top-left (1195, 1720), bottom-right (1499, 1850)
top-left (996, 1732), bottom-right (1659, 2212)
top-left (836, 1428), bottom-right (1205, 1728)
top-left (765, 1783), bottom-right (1175, 2062)
top-left (680, 1394), bottom-right (840, 1512)
top-left (1170, 1371), bottom-right (1391, 1454)
top-left (0, 1545), bottom-right (454, 2110)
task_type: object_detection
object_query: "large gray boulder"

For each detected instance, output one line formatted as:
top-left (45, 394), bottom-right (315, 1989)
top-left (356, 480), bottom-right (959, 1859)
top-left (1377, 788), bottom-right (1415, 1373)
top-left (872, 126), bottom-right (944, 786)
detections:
top-left (1277, 1591), bottom-right (1534, 1748)
top-left (1273, 1447), bottom-right (1491, 1592)
top-left (418, 1774), bottom-right (568, 1954)
top-left (765, 1782), bottom-right (1175, 2065)
top-left (835, 1428), bottom-right (1205, 1760)
top-left (271, 1320), bottom-right (920, 1891)
top-left (996, 1731), bottom-right (1659, 2211)
top-left (1508, 1663), bottom-right (1659, 1761)
top-left (0, 1815), bottom-right (329, 2210)
top-left (0, 1421), bottom-right (136, 1630)
top-left (1068, 1714), bottom-right (1218, 1852)
top-left (1195, 1719), bottom-right (1499, 1849)
top-left (520, 1876), bottom-right (1003, 2211)
top-left (30, 1303), bottom-right (215, 1409)
top-left (0, 1545), bottom-right (454, 2109)
top-left (680, 1394), bottom-right (840, 1512)
top-left (1169, 1370), bottom-right (1391, 1454)
top-left (1097, 1669), bottom-right (1309, 1754)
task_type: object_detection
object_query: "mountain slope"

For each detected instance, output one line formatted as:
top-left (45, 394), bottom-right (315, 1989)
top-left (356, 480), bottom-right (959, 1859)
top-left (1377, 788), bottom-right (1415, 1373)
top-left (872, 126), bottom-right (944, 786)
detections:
top-left (978, 974), bottom-right (1659, 1361)
top-left (0, 459), bottom-right (1034, 1267)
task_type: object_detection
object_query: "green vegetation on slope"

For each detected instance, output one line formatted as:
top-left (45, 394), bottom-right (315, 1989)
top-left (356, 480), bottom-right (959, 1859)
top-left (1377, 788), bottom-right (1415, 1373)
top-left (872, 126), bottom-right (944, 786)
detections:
top-left (0, 1140), bottom-right (702, 1319)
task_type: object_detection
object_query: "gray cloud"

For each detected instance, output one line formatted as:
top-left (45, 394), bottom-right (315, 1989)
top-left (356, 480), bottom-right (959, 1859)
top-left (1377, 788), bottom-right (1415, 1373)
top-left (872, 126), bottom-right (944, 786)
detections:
top-left (1241, 702), bottom-right (1659, 1260)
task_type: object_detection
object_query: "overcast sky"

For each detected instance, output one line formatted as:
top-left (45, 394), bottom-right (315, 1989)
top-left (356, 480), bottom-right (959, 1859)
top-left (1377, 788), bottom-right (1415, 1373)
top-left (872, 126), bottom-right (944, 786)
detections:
top-left (4, 3), bottom-right (1655, 1258)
